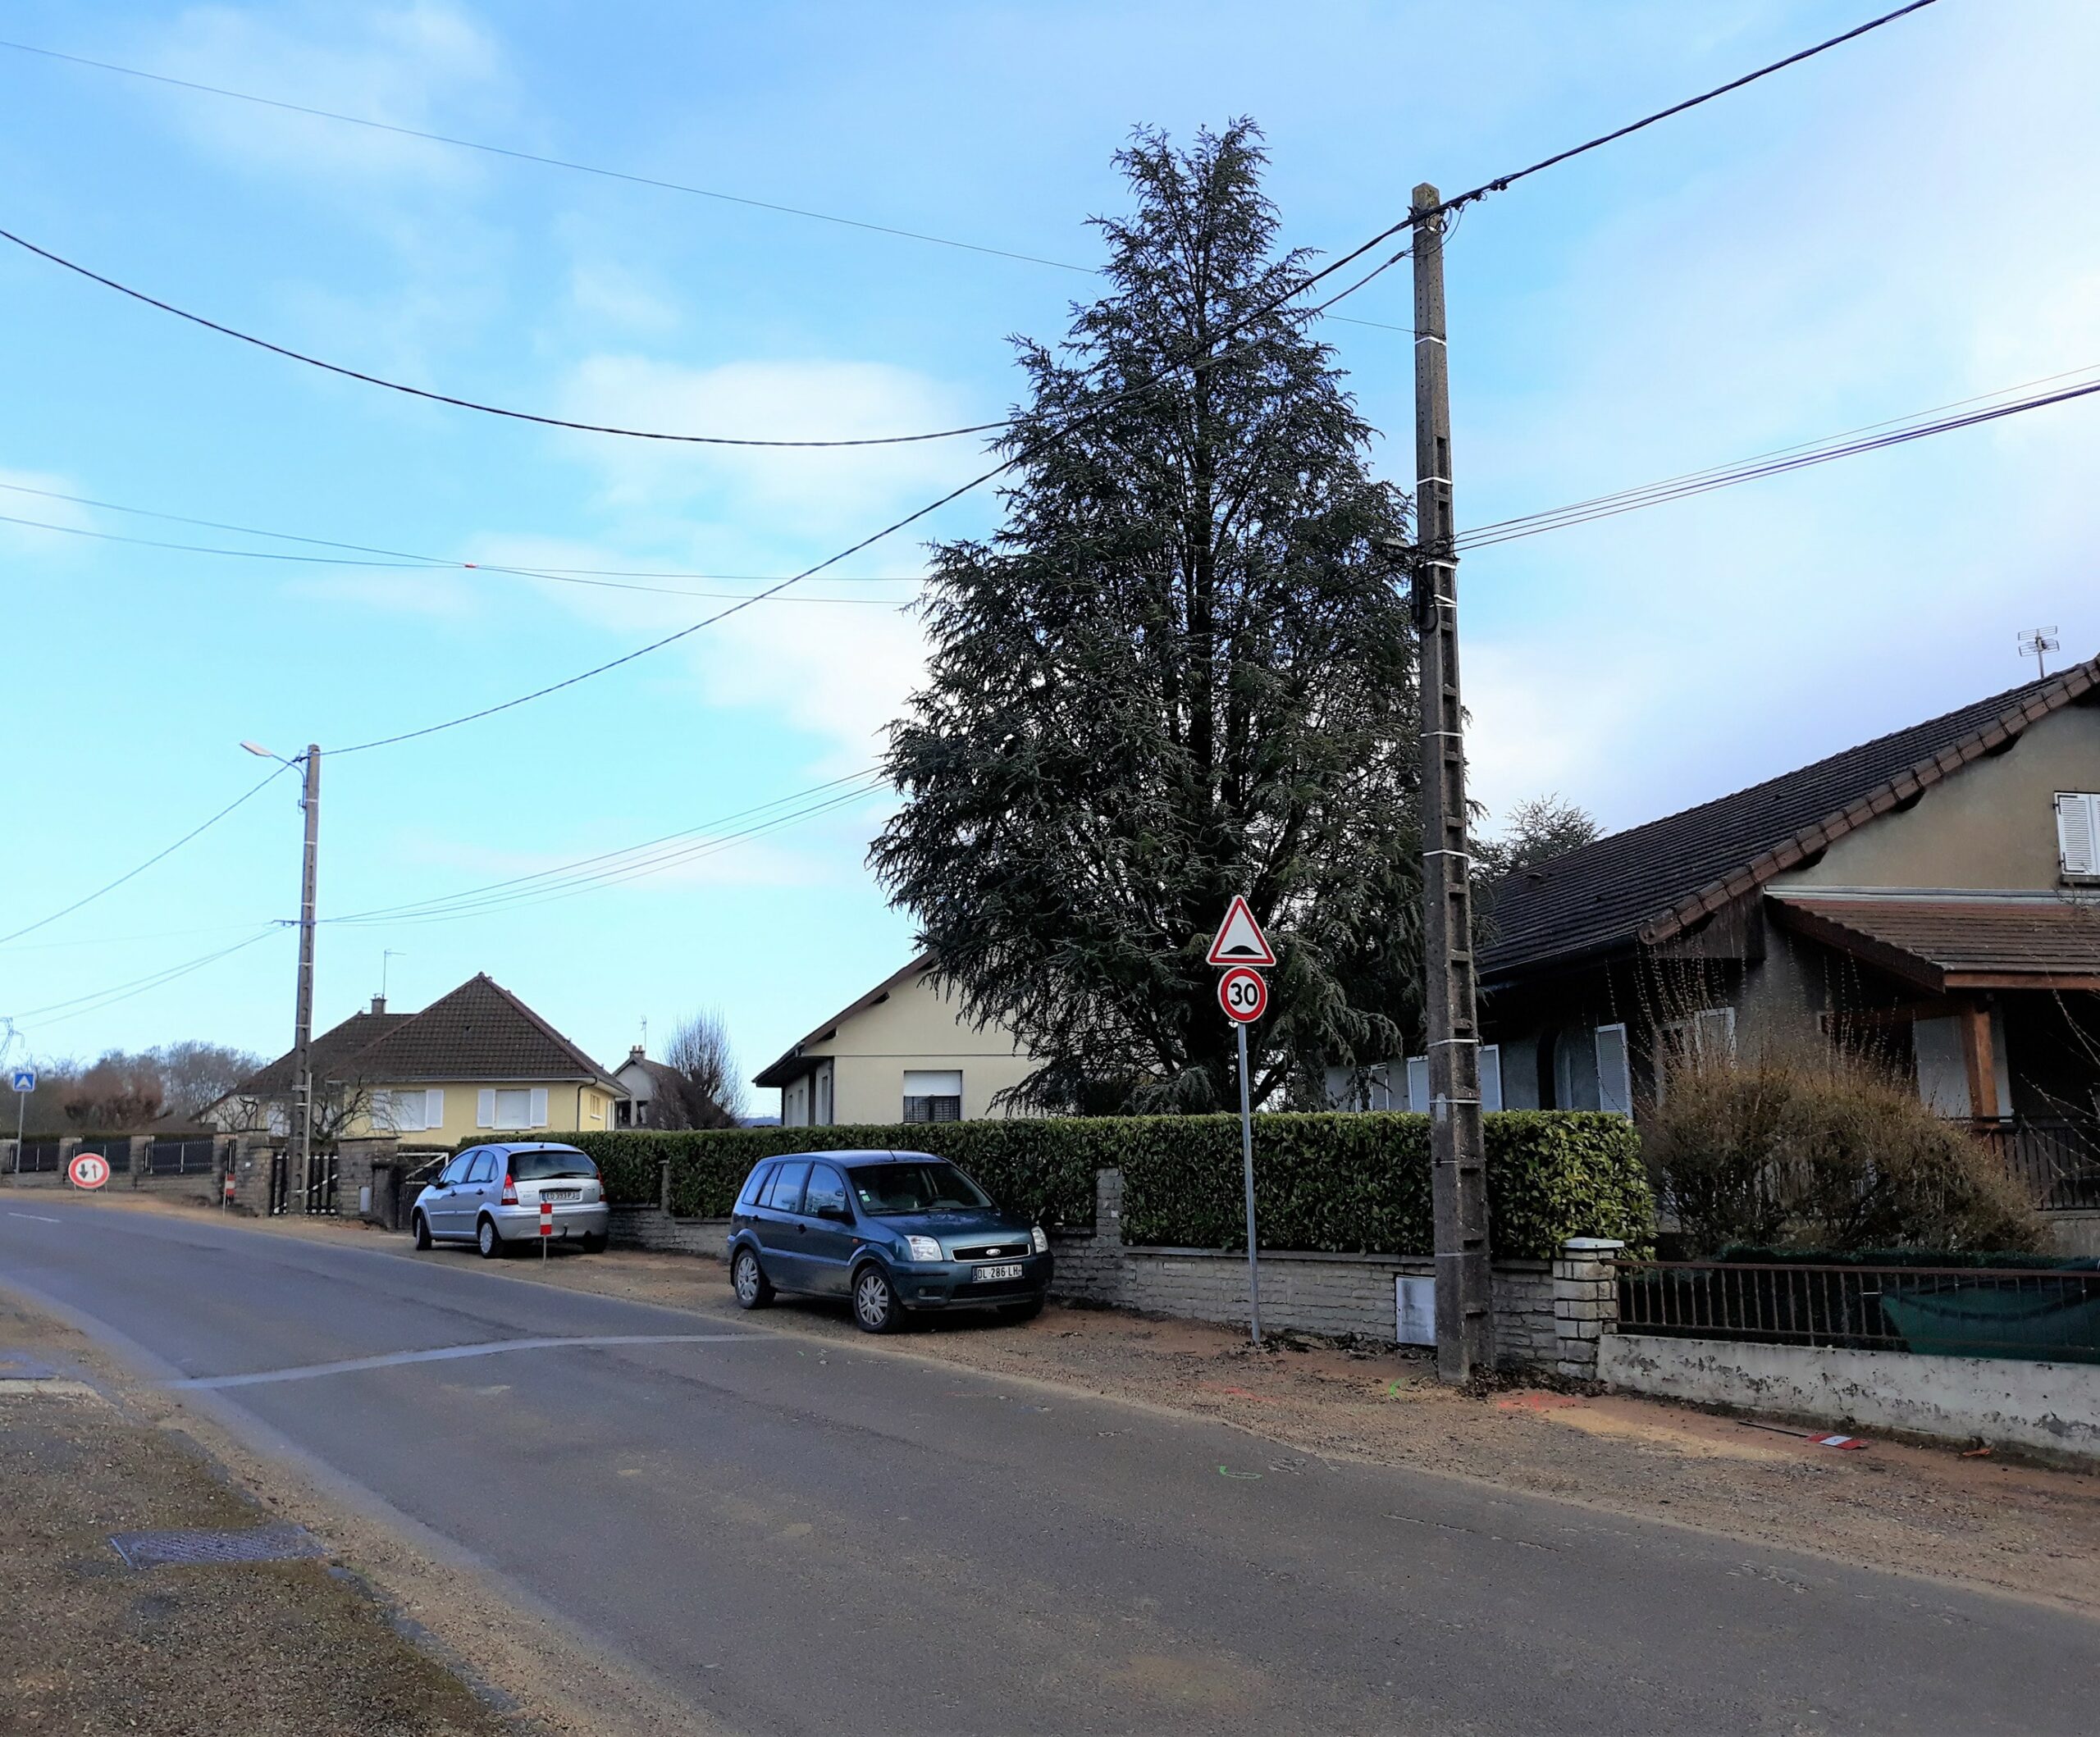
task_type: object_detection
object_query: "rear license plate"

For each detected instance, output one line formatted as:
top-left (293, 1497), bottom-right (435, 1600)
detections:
top-left (543, 1189), bottom-right (580, 1202)
top-left (973, 1263), bottom-right (1025, 1283)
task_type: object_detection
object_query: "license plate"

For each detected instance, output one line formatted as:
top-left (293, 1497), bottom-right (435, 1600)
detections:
top-left (973, 1263), bottom-right (1025, 1283)
top-left (543, 1189), bottom-right (580, 1202)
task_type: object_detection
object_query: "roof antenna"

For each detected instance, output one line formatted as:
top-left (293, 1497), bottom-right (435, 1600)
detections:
top-left (381, 949), bottom-right (404, 1003)
top-left (639, 1014), bottom-right (648, 1057)
top-left (2018, 627), bottom-right (2059, 679)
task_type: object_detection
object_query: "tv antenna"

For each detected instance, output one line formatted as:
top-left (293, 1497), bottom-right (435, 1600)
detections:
top-left (381, 949), bottom-right (405, 1002)
top-left (2018, 627), bottom-right (2060, 678)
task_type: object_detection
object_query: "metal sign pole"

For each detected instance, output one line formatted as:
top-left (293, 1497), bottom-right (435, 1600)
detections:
top-left (13, 1090), bottom-right (24, 1175)
top-left (1236, 1019), bottom-right (1262, 1346)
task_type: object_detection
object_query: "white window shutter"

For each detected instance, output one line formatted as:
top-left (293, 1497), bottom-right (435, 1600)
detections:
top-left (1479, 1044), bottom-right (1503, 1113)
top-left (1595, 1024), bottom-right (1633, 1116)
top-left (529, 1087), bottom-right (548, 1128)
top-left (2058, 793), bottom-right (2098, 877)
top-left (1405, 1055), bottom-right (1430, 1114)
top-left (477, 1089), bottom-right (495, 1128)
top-left (427, 1088), bottom-right (444, 1131)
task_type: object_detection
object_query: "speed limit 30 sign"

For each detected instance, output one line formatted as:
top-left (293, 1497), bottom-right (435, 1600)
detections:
top-left (1217, 964), bottom-right (1267, 1024)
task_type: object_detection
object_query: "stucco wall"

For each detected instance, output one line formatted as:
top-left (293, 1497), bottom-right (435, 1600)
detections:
top-left (789, 965), bottom-right (1039, 1124)
top-left (1773, 700), bottom-right (2100, 894)
top-left (345, 1080), bottom-right (618, 1142)
top-left (1598, 1331), bottom-right (2100, 1464)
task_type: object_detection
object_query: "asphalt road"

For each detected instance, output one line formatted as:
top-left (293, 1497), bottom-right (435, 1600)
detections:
top-left (3, 1200), bottom-right (2094, 1735)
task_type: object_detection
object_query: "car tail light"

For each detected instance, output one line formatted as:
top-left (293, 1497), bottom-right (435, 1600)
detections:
top-left (501, 1174), bottom-right (518, 1206)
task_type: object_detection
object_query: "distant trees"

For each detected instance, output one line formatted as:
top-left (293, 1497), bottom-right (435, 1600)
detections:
top-left (661, 1009), bottom-right (746, 1128)
top-left (7, 1042), bottom-right (265, 1134)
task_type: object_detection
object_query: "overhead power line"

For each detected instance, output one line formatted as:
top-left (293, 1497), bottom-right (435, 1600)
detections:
top-left (7, 925), bottom-right (285, 1030)
top-left (0, 762), bottom-right (294, 946)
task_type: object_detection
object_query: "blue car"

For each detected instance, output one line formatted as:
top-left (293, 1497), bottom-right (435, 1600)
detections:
top-left (726, 1149), bottom-right (1052, 1334)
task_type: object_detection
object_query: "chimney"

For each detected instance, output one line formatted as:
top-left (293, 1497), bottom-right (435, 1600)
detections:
top-left (628, 1044), bottom-right (646, 1065)
top-left (370, 995), bottom-right (386, 1014)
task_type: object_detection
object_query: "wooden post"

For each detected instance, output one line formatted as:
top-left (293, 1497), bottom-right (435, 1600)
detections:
top-left (1958, 1001), bottom-right (2000, 1122)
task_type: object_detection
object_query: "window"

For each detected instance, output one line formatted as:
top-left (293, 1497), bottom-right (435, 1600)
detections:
top-left (763, 1160), bottom-right (811, 1213)
top-left (509, 1148), bottom-right (596, 1182)
top-left (478, 1087), bottom-right (549, 1129)
top-left (1553, 1024), bottom-right (1633, 1115)
top-left (1404, 1056), bottom-right (1429, 1112)
top-left (1655, 1007), bottom-right (1736, 1104)
top-left (850, 1162), bottom-right (992, 1215)
top-left (381, 1087), bottom-right (443, 1133)
top-left (1479, 1045), bottom-right (1503, 1113)
top-left (902, 1069), bottom-right (963, 1124)
top-left (737, 1163), bottom-right (776, 1210)
top-left (437, 1151), bottom-right (476, 1188)
top-left (2057, 792), bottom-right (2099, 879)
top-left (801, 1165), bottom-right (851, 1220)
top-left (465, 1151), bottom-right (496, 1185)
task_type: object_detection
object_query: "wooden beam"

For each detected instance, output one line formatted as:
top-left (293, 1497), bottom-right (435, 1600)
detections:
top-left (1957, 1001), bottom-right (2001, 1122)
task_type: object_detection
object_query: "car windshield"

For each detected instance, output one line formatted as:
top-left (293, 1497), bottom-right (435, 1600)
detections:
top-left (507, 1148), bottom-right (598, 1182)
top-left (849, 1161), bottom-right (992, 1215)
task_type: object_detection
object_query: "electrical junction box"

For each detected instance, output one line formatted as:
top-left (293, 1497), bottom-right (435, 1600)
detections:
top-left (1395, 1274), bottom-right (1436, 1346)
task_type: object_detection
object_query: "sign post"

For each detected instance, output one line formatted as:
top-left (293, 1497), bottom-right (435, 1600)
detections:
top-left (540, 1197), bottom-right (553, 1261)
top-left (9, 1068), bottom-right (33, 1178)
top-left (1210, 903), bottom-right (1276, 1347)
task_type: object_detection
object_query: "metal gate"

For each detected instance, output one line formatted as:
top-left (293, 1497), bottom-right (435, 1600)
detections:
top-left (305, 1153), bottom-right (339, 1216)
top-left (144, 1137), bottom-right (217, 1176)
top-left (264, 1151), bottom-right (339, 1215)
top-left (77, 1136), bottom-right (132, 1174)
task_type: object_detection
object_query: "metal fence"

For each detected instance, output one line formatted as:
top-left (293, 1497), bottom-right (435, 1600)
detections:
top-left (14, 1139), bottom-right (62, 1174)
top-left (1617, 1258), bottom-right (2100, 1365)
top-left (1971, 1119), bottom-right (2100, 1213)
top-left (75, 1136), bottom-right (132, 1174)
top-left (144, 1137), bottom-right (219, 1177)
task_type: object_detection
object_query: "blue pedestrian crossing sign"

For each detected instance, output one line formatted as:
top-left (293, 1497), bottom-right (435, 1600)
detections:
top-left (9, 1068), bottom-right (34, 1094)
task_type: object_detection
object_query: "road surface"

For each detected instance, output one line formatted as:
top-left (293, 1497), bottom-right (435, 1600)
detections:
top-left (2, 1198), bottom-right (2093, 1735)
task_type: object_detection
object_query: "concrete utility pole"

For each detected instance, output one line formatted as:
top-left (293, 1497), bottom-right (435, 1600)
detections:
top-left (1410, 185), bottom-right (1494, 1383)
top-left (290, 743), bottom-right (320, 1213)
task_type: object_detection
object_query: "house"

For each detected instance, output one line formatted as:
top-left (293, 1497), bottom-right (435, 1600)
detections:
top-left (752, 955), bottom-right (1039, 1127)
top-left (1464, 656), bottom-right (2100, 1204)
top-left (610, 1045), bottom-right (730, 1129)
top-left (228, 973), bottom-right (626, 1142)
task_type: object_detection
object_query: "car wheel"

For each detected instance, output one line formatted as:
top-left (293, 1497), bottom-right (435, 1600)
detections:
top-left (412, 1211), bottom-right (432, 1251)
top-left (732, 1247), bottom-right (774, 1309)
top-left (581, 1232), bottom-right (608, 1254)
top-left (853, 1264), bottom-right (904, 1334)
top-left (477, 1216), bottom-right (503, 1260)
top-left (1002, 1296), bottom-right (1044, 1324)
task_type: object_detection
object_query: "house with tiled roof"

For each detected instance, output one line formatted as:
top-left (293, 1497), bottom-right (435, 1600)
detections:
top-left (226, 973), bottom-right (625, 1144)
top-left (1467, 656), bottom-right (2100, 1220)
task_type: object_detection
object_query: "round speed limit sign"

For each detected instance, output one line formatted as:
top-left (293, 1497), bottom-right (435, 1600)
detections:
top-left (1217, 965), bottom-right (1268, 1024)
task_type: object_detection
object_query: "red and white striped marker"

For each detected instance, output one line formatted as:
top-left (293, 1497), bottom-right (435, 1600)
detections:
top-left (539, 1199), bottom-right (553, 1256)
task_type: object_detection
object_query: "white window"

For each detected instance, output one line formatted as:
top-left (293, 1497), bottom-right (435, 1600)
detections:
top-left (2057, 792), bottom-right (2099, 879)
top-left (902, 1069), bottom-right (962, 1124)
top-left (1596, 1024), bottom-right (1632, 1116)
top-left (1554, 1024), bottom-right (1632, 1115)
top-left (1479, 1044), bottom-right (1503, 1113)
top-left (478, 1087), bottom-right (547, 1129)
top-left (1404, 1055), bottom-right (1429, 1113)
top-left (380, 1088), bottom-right (443, 1133)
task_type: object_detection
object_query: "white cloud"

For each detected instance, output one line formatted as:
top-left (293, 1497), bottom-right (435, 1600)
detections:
top-left (568, 260), bottom-right (682, 335)
top-left (143, 3), bottom-right (511, 186)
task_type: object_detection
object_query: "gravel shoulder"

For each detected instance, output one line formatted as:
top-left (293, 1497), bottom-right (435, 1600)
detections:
top-left (63, 1195), bottom-right (2100, 1623)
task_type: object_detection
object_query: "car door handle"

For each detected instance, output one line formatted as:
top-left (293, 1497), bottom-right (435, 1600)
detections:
top-left (795, 1223), bottom-right (808, 1234)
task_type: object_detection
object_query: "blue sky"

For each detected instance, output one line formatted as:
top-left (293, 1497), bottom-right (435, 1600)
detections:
top-left (3, 1), bottom-right (2096, 1095)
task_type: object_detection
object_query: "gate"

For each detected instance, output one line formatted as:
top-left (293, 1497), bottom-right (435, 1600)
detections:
top-left (267, 1151), bottom-right (290, 1215)
top-left (144, 1137), bottom-right (218, 1177)
top-left (305, 1153), bottom-right (340, 1216)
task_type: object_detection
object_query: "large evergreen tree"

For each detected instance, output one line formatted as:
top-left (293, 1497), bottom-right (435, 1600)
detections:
top-left (871, 123), bottom-right (1419, 1112)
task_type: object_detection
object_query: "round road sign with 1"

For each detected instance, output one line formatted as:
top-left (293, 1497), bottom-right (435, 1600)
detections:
top-left (1218, 965), bottom-right (1267, 1024)
top-left (68, 1152), bottom-right (111, 1190)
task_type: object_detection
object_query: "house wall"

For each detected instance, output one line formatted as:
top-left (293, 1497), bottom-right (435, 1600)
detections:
top-left (782, 967), bottom-right (1038, 1124)
top-left (347, 1080), bottom-right (618, 1142)
top-left (1774, 700), bottom-right (2100, 895)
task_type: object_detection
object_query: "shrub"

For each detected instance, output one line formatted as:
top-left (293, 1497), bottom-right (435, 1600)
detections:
top-left (1641, 1048), bottom-right (2044, 1256)
top-left (555, 1111), bottom-right (1654, 1262)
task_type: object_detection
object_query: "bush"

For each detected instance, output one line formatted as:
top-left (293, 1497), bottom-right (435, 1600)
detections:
top-left (555, 1111), bottom-right (1654, 1262)
top-left (1641, 1049), bottom-right (2044, 1257)
top-left (1117, 1110), bottom-right (1653, 1260)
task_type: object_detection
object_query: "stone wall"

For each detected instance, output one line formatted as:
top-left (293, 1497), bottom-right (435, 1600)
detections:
top-left (609, 1203), bottom-right (729, 1258)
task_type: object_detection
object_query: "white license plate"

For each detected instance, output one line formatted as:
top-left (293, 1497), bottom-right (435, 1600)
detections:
top-left (543, 1189), bottom-right (580, 1202)
top-left (973, 1263), bottom-right (1025, 1283)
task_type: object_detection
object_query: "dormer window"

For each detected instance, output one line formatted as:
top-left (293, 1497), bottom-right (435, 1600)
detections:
top-left (2057, 792), bottom-right (2099, 881)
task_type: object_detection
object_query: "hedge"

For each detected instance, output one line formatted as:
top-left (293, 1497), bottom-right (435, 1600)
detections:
top-left (536, 1110), bottom-right (1652, 1262)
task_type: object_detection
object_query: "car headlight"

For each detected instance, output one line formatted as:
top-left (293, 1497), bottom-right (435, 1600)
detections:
top-left (1031, 1224), bottom-right (1049, 1255)
top-left (905, 1235), bottom-right (943, 1262)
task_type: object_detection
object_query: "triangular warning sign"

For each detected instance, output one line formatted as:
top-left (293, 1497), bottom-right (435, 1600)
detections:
top-left (1207, 895), bottom-right (1276, 967)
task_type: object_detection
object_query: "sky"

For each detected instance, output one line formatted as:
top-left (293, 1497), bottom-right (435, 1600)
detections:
top-left (2, 0), bottom-right (2097, 1099)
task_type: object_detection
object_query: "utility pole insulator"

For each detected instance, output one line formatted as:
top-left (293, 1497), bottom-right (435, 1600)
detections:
top-left (1411, 184), bottom-right (1495, 1384)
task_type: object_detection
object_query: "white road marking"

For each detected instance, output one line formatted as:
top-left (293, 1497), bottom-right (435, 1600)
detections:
top-left (170, 1332), bottom-right (762, 1390)
top-left (7, 1212), bottom-right (62, 1223)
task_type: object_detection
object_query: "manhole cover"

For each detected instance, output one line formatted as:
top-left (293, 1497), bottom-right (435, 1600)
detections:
top-left (109, 1525), bottom-right (326, 1569)
top-left (0, 1352), bottom-right (62, 1380)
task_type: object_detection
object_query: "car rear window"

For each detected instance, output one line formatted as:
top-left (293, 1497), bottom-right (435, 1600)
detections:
top-left (507, 1148), bottom-right (598, 1182)
top-left (737, 1163), bottom-right (775, 1209)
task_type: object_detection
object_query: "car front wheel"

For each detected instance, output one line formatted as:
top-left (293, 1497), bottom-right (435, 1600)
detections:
top-left (732, 1247), bottom-right (774, 1309)
top-left (477, 1217), bottom-right (503, 1260)
top-left (853, 1265), bottom-right (904, 1334)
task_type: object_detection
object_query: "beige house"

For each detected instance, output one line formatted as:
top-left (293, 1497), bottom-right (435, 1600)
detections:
top-left (754, 955), bottom-right (1039, 1127)
top-left (226, 973), bottom-right (624, 1144)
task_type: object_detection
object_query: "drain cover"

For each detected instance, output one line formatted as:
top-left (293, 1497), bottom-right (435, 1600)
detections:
top-left (109, 1525), bottom-right (326, 1569)
top-left (0, 1352), bottom-right (63, 1380)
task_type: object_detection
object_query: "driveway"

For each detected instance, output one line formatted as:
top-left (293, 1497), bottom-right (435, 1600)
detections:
top-left (2, 1198), bottom-right (2093, 1735)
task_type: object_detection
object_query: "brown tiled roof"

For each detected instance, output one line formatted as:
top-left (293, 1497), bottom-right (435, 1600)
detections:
top-left (238, 976), bottom-right (619, 1093)
top-left (1768, 892), bottom-right (2100, 991)
top-left (1478, 655), bottom-right (2098, 985)
top-left (237, 1010), bottom-right (410, 1096)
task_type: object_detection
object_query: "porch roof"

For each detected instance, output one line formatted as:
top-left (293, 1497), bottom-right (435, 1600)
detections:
top-left (1766, 890), bottom-right (2100, 992)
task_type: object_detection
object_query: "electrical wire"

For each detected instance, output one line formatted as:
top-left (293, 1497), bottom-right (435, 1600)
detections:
top-left (6, 925), bottom-right (285, 1028)
top-left (0, 762), bottom-right (295, 946)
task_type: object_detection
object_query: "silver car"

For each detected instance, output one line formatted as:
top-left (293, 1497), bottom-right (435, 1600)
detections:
top-left (411, 1142), bottom-right (610, 1258)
